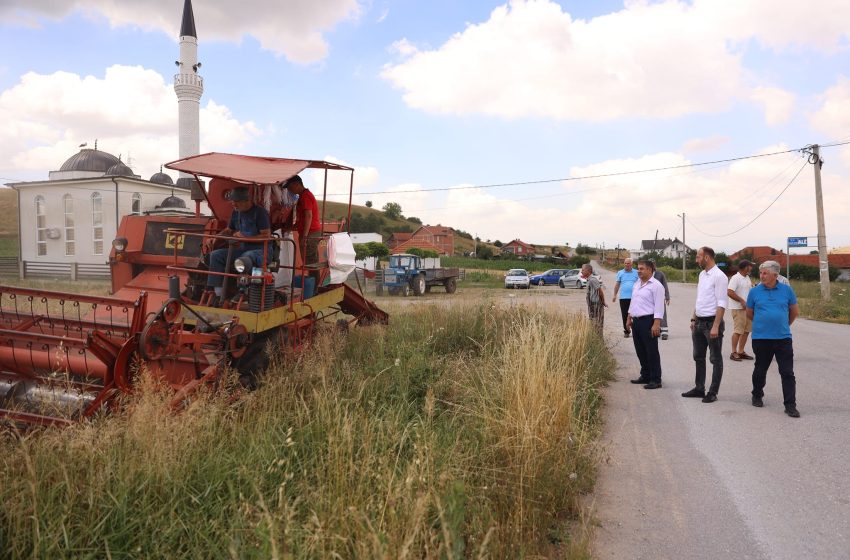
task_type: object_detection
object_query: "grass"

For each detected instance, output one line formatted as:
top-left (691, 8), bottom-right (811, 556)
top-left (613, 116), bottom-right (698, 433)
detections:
top-left (0, 301), bottom-right (614, 558)
top-left (791, 281), bottom-right (850, 324)
top-left (0, 237), bottom-right (18, 258)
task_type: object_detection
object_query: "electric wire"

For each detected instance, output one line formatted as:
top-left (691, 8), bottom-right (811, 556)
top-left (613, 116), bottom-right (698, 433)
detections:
top-left (684, 160), bottom-right (808, 238)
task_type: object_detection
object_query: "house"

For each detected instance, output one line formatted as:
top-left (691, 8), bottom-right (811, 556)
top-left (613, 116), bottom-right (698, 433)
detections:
top-left (7, 148), bottom-right (196, 279)
top-left (631, 238), bottom-right (690, 260)
top-left (386, 232), bottom-right (413, 251)
top-left (392, 239), bottom-right (444, 256)
top-left (729, 246), bottom-right (850, 281)
top-left (410, 225), bottom-right (454, 256)
top-left (502, 239), bottom-right (535, 257)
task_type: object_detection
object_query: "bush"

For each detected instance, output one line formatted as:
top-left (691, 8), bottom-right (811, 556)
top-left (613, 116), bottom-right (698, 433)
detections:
top-left (789, 263), bottom-right (840, 282)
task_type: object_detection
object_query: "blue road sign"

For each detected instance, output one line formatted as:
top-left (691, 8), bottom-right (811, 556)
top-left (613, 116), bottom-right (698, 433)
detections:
top-left (787, 236), bottom-right (808, 247)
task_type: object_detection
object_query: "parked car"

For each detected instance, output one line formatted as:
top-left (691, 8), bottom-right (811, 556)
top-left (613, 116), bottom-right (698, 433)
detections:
top-left (530, 268), bottom-right (574, 286)
top-left (559, 269), bottom-right (601, 289)
top-left (505, 269), bottom-right (530, 289)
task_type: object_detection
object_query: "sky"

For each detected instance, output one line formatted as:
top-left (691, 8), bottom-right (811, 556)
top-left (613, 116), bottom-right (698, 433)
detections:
top-left (1, 0), bottom-right (849, 253)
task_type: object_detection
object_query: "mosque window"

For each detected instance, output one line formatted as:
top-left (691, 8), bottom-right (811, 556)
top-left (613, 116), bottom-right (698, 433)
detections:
top-left (131, 192), bottom-right (142, 216)
top-left (91, 192), bottom-right (103, 255)
top-left (35, 196), bottom-right (47, 256)
top-left (63, 194), bottom-right (75, 256)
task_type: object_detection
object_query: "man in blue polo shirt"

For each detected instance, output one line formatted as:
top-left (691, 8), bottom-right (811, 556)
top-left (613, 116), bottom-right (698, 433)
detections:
top-left (613, 258), bottom-right (639, 338)
top-left (746, 260), bottom-right (800, 418)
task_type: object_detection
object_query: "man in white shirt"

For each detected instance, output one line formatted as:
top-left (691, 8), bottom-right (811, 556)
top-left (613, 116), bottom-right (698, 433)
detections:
top-left (626, 260), bottom-right (667, 390)
top-left (682, 247), bottom-right (728, 403)
top-left (727, 260), bottom-right (754, 361)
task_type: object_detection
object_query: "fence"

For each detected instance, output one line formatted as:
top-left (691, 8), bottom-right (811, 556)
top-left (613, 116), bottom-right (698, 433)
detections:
top-left (5, 260), bottom-right (112, 280)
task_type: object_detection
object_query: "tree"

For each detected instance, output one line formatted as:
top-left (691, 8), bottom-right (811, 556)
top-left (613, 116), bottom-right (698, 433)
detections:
top-left (365, 200), bottom-right (373, 208)
top-left (354, 242), bottom-right (389, 261)
top-left (477, 246), bottom-right (494, 260)
top-left (494, 240), bottom-right (503, 247)
top-left (408, 247), bottom-right (439, 258)
top-left (383, 202), bottom-right (402, 220)
top-left (407, 216), bottom-right (422, 225)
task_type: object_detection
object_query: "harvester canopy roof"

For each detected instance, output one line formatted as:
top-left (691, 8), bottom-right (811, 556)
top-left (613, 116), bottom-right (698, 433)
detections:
top-left (165, 152), bottom-right (353, 185)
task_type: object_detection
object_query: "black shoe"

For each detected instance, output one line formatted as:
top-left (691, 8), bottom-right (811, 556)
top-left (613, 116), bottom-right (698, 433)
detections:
top-left (785, 406), bottom-right (800, 418)
top-left (630, 377), bottom-right (650, 384)
top-left (681, 388), bottom-right (706, 398)
top-left (701, 392), bottom-right (718, 403)
top-left (752, 396), bottom-right (764, 407)
top-left (644, 382), bottom-right (662, 390)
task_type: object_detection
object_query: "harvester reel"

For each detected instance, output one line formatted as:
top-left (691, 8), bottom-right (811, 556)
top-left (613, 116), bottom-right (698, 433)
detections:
top-left (139, 318), bottom-right (171, 360)
top-left (113, 338), bottom-right (142, 392)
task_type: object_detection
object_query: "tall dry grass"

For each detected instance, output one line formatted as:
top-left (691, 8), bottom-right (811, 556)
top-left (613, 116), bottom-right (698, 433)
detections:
top-left (0, 302), bottom-right (613, 559)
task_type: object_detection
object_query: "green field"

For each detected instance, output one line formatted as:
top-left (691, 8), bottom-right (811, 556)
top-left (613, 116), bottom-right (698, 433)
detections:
top-left (444, 256), bottom-right (560, 273)
top-left (0, 300), bottom-right (613, 558)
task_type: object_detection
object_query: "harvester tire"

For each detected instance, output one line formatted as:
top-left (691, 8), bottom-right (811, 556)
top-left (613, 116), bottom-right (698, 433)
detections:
top-left (412, 274), bottom-right (426, 296)
top-left (444, 277), bottom-right (458, 294)
top-left (232, 332), bottom-right (274, 380)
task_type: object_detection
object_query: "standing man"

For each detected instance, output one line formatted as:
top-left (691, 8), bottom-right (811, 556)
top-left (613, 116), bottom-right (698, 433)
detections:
top-left (284, 175), bottom-right (322, 266)
top-left (652, 265), bottom-right (671, 340)
top-left (682, 246), bottom-right (728, 403)
top-left (581, 264), bottom-right (607, 333)
top-left (626, 260), bottom-right (666, 389)
top-left (727, 260), bottom-right (754, 361)
top-left (613, 258), bottom-right (639, 338)
top-left (747, 261), bottom-right (800, 418)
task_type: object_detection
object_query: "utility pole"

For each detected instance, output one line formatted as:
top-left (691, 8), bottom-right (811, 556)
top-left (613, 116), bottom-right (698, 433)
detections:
top-left (677, 212), bottom-right (686, 282)
top-left (807, 145), bottom-right (830, 300)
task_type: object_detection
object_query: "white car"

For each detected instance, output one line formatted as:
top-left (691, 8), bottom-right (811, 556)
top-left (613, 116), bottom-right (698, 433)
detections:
top-left (504, 269), bottom-right (530, 289)
top-left (559, 269), bottom-right (602, 289)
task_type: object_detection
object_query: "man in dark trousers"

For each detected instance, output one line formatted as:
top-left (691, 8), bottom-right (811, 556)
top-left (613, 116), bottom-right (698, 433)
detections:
top-left (205, 186), bottom-right (271, 303)
top-left (613, 258), bottom-right (639, 338)
top-left (626, 259), bottom-right (666, 390)
top-left (682, 246), bottom-right (728, 403)
top-left (652, 264), bottom-right (671, 340)
top-left (747, 260), bottom-right (800, 418)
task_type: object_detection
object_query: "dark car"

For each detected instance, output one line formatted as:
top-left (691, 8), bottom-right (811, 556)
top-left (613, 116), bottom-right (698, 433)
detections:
top-left (530, 268), bottom-right (574, 286)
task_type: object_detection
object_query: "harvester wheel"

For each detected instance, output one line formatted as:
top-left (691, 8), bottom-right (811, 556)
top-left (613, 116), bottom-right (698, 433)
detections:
top-left (412, 274), bottom-right (426, 296)
top-left (444, 277), bottom-right (458, 294)
top-left (139, 318), bottom-right (171, 360)
top-left (232, 331), bottom-right (275, 381)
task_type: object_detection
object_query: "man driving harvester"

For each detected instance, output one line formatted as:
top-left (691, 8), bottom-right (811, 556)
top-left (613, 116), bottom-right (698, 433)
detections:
top-left (204, 185), bottom-right (272, 305)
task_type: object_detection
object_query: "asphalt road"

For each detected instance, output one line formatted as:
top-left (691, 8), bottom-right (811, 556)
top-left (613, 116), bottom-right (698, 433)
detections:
top-left (591, 264), bottom-right (850, 560)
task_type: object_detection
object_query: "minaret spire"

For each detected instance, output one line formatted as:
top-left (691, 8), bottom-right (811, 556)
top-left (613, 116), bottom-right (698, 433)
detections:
top-left (174, 0), bottom-right (203, 187)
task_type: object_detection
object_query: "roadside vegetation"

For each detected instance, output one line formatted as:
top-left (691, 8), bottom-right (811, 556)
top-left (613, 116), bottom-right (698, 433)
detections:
top-left (0, 301), bottom-right (614, 558)
top-left (445, 256), bottom-right (557, 273)
top-left (793, 282), bottom-right (850, 324)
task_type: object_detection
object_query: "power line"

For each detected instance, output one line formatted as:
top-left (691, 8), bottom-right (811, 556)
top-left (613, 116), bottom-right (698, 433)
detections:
top-left (329, 141), bottom-right (850, 197)
top-left (685, 160), bottom-right (808, 238)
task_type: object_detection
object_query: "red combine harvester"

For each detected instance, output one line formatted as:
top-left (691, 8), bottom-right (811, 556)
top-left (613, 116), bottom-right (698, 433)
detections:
top-left (0, 153), bottom-right (388, 428)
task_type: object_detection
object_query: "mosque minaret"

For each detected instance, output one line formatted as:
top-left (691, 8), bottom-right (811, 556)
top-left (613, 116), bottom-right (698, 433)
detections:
top-left (174, 0), bottom-right (202, 187)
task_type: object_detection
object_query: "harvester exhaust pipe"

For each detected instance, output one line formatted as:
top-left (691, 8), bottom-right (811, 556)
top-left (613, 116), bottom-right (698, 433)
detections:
top-left (169, 275), bottom-right (181, 299)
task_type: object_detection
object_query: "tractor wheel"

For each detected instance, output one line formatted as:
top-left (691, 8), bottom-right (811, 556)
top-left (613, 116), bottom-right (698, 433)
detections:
top-left (402, 284), bottom-right (411, 297)
top-left (388, 287), bottom-right (398, 296)
top-left (444, 277), bottom-right (457, 294)
top-left (412, 274), bottom-right (426, 296)
top-left (425, 285), bottom-right (432, 294)
top-left (376, 283), bottom-right (384, 296)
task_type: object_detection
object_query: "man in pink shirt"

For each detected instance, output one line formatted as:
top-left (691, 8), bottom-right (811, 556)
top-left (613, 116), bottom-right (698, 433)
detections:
top-left (626, 260), bottom-right (667, 389)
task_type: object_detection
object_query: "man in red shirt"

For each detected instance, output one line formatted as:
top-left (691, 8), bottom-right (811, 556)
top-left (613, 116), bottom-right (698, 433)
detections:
top-left (284, 175), bottom-right (322, 265)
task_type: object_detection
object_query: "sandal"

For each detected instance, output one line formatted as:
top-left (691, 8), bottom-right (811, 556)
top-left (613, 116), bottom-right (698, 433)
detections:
top-left (730, 352), bottom-right (742, 361)
top-left (739, 352), bottom-right (754, 360)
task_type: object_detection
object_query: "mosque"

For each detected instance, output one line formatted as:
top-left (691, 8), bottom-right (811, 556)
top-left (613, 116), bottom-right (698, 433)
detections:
top-left (6, 0), bottom-right (205, 279)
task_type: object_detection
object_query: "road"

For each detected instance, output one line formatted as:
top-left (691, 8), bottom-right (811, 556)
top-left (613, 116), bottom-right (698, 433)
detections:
top-left (591, 264), bottom-right (850, 560)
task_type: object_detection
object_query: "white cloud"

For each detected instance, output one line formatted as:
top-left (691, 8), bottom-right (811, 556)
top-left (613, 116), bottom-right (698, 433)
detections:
top-left (305, 155), bottom-right (379, 198)
top-left (750, 86), bottom-right (795, 125)
top-left (810, 77), bottom-right (850, 164)
top-left (682, 135), bottom-right (731, 154)
top-left (0, 65), bottom-right (260, 181)
top-left (381, 0), bottom-right (850, 122)
top-left (392, 145), bottom-right (850, 251)
top-left (388, 38), bottom-right (418, 57)
top-left (0, 0), bottom-right (361, 64)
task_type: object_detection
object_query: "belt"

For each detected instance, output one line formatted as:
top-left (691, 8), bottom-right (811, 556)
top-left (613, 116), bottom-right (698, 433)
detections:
top-left (633, 314), bottom-right (654, 319)
top-left (695, 316), bottom-right (715, 321)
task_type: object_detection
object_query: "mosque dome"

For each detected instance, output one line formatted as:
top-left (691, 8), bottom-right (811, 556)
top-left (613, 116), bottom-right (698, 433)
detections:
top-left (59, 149), bottom-right (121, 173)
top-left (150, 171), bottom-right (174, 185)
top-left (105, 161), bottom-right (135, 177)
top-left (158, 194), bottom-right (187, 209)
